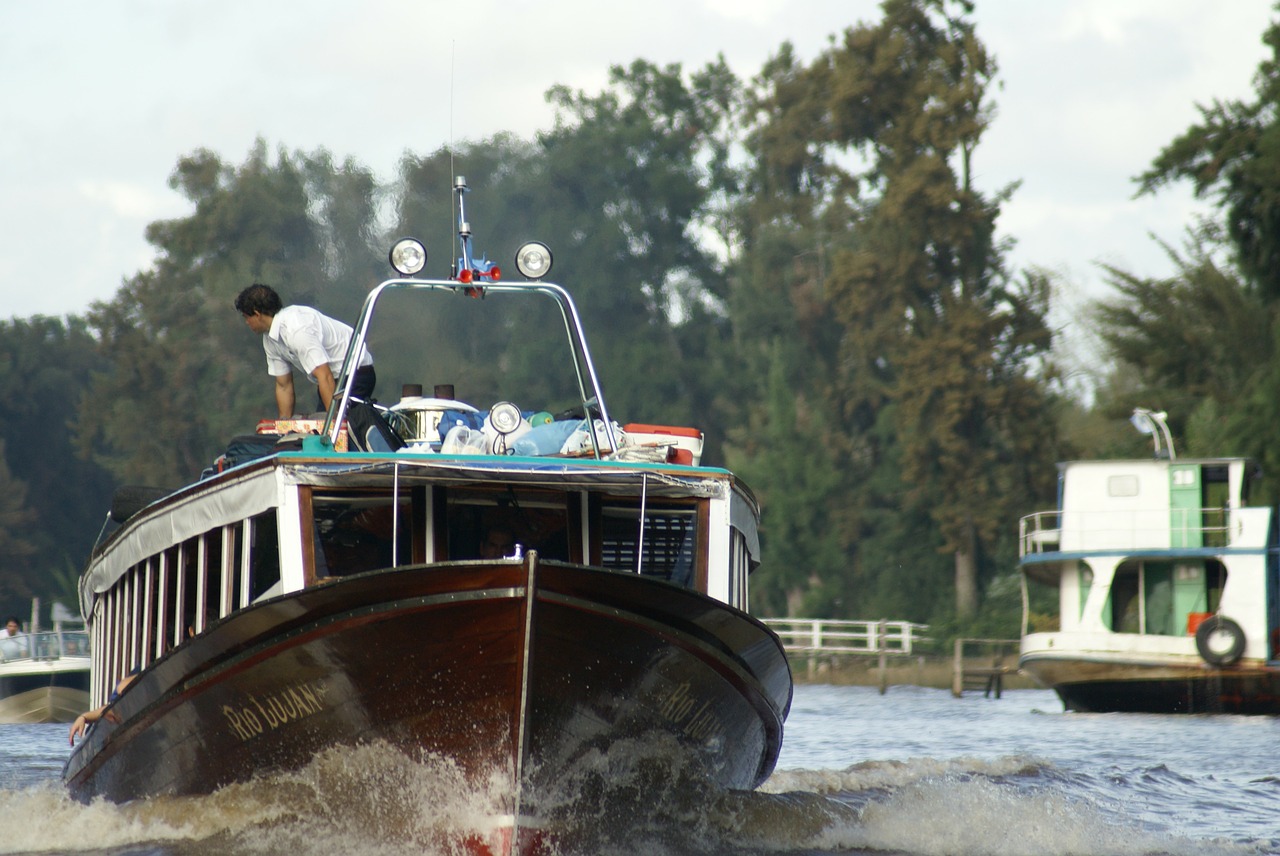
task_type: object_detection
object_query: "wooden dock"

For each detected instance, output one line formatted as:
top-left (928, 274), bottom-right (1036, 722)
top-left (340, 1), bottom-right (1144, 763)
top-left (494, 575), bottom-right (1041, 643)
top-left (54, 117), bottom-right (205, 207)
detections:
top-left (951, 637), bottom-right (1019, 698)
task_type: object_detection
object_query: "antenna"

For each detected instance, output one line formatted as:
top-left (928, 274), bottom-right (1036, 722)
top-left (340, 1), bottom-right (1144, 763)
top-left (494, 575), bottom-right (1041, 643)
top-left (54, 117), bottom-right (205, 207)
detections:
top-left (449, 39), bottom-right (457, 262)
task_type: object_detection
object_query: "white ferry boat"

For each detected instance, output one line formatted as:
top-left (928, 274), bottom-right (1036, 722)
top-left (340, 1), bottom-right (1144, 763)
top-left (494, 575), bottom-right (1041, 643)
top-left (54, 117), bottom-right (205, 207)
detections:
top-left (1018, 447), bottom-right (1280, 713)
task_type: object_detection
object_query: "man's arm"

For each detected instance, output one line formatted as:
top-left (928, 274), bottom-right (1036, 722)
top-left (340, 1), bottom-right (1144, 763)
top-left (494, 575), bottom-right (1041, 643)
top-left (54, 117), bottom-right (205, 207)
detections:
top-left (275, 373), bottom-right (296, 418)
top-left (313, 363), bottom-right (337, 412)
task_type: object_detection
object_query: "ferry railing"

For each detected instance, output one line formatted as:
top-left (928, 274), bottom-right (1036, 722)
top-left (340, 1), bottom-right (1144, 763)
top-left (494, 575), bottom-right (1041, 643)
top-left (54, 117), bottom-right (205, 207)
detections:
top-left (0, 629), bottom-right (90, 663)
top-left (1019, 507), bottom-right (1236, 557)
top-left (762, 618), bottom-right (929, 656)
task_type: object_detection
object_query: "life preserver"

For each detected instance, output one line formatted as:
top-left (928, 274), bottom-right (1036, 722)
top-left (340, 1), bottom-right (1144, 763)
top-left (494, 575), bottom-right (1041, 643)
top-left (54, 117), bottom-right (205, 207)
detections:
top-left (1194, 615), bottom-right (1246, 667)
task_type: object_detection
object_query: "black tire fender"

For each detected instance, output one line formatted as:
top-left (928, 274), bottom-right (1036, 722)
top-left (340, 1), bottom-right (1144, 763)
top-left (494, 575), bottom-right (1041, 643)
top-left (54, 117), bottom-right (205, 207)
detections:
top-left (1195, 615), bottom-right (1246, 667)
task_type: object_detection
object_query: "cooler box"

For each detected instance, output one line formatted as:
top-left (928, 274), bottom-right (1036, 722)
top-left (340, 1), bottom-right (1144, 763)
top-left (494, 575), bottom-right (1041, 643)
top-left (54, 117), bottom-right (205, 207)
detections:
top-left (623, 424), bottom-right (704, 466)
top-left (257, 418), bottom-right (349, 452)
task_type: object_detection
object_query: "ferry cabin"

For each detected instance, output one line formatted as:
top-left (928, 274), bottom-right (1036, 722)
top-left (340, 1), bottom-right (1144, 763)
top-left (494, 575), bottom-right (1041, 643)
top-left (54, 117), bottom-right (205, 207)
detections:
top-left (1019, 457), bottom-right (1277, 669)
top-left (84, 453), bottom-right (758, 708)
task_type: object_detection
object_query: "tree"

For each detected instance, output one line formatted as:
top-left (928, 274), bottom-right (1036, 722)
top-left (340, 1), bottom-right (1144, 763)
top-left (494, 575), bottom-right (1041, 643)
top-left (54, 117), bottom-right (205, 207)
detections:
top-left (0, 316), bottom-right (116, 617)
top-left (1093, 225), bottom-right (1280, 496)
top-left (0, 439), bottom-right (37, 612)
top-left (78, 143), bottom-right (383, 487)
top-left (1137, 14), bottom-right (1280, 299)
top-left (770, 0), bottom-right (1059, 619)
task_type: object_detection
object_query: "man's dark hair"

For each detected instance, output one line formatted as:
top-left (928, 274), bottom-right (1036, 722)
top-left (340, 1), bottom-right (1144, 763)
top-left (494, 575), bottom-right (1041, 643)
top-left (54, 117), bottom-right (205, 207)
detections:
top-left (234, 283), bottom-right (283, 317)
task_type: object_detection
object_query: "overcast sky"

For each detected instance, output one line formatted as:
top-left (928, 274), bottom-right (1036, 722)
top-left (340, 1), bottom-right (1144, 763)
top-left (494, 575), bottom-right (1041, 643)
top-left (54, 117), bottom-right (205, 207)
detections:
top-left (1, 1), bottom-right (1274, 323)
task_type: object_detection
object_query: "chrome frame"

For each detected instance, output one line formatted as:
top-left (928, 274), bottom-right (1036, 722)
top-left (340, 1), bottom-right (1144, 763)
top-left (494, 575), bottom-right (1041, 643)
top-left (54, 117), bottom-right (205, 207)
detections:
top-left (323, 278), bottom-right (619, 456)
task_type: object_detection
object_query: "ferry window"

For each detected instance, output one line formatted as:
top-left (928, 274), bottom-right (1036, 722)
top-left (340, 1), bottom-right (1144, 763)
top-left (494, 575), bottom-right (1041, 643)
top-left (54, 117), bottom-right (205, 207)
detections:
top-left (1142, 563), bottom-right (1175, 636)
top-left (164, 546), bottom-right (182, 649)
top-left (248, 512), bottom-right (281, 601)
top-left (226, 524), bottom-right (245, 611)
top-left (312, 492), bottom-right (414, 578)
top-left (600, 502), bottom-right (698, 587)
top-left (442, 488), bottom-right (572, 562)
top-left (181, 537), bottom-right (200, 635)
top-left (1107, 475), bottom-right (1139, 497)
top-left (1110, 564), bottom-right (1141, 633)
top-left (203, 530), bottom-right (224, 623)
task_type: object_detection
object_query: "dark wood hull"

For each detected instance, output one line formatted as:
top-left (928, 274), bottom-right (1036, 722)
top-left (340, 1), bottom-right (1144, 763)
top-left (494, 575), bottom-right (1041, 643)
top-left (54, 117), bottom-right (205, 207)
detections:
top-left (64, 553), bottom-right (791, 812)
top-left (1021, 655), bottom-right (1280, 714)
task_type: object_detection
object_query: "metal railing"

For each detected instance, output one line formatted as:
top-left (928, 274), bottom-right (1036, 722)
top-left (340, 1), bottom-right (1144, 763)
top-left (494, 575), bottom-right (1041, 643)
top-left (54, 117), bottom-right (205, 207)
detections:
top-left (1019, 507), bottom-right (1234, 557)
top-left (762, 618), bottom-right (930, 656)
top-left (0, 629), bottom-right (90, 663)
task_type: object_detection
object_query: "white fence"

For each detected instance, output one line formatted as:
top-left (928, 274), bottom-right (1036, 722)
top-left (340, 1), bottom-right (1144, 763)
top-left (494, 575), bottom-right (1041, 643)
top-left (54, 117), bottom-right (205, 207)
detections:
top-left (762, 618), bottom-right (930, 656)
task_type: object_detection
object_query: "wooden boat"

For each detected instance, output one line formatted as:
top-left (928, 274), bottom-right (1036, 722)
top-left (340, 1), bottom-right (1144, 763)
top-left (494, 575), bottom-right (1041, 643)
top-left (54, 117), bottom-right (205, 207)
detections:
top-left (63, 180), bottom-right (791, 852)
top-left (0, 600), bottom-right (90, 724)
top-left (1018, 445), bottom-right (1280, 714)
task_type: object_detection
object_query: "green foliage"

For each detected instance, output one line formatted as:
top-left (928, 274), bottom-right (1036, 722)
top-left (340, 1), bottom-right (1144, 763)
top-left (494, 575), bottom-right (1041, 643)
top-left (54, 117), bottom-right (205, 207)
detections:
top-left (0, 316), bottom-right (117, 618)
top-left (0, 0), bottom-right (1116, 634)
top-left (78, 142), bottom-right (383, 487)
top-left (1137, 16), bottom-right (1280, 300)
top-left (729, 0), bottom-right (1060, 621)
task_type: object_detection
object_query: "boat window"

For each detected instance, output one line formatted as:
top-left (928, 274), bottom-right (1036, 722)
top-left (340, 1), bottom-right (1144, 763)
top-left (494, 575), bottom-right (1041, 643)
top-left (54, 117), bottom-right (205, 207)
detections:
top-left (1142, 563), bottom-right (1176, 636)
top-left (599, 501), bottom-right (698, 587)
top-left (1110, 563), bottom-right (1141, 633)
top-left (442, 487), bottom-right (573, 561)
top-left (1107, 475), bottom-right (1139, 497)
top-left (248, 512), bottom-right (281, 601)
top-left (203, 530), bottom-right (224, 624)
top-left (181, 537), bottom-right (200, 635)
top-left (1106, 560), bottom-right (1226, 636)
top-left (311, 491), bottom-right (414, 578)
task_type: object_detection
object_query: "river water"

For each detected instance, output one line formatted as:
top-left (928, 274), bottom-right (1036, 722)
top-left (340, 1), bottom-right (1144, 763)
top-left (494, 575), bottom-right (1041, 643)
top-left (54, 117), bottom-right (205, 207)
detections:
top-left (0, 684), bottom-right (1276, 855)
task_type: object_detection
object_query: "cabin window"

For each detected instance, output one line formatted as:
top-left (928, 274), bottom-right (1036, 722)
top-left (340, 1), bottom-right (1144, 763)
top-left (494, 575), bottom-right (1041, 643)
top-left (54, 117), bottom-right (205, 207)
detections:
top-left (599, 501), bottom-right (698, 587)
top-left (310, 491), bottom-right (415, 578)
top-left (248, 512), bottom-right (282, 601)
top-left (202, 530), bottom-right (224, 625)
top-left (1107, 475), bottom-right (1139, 497)
top-left (441, 487), bottom-right (574, 562)
top-left (1107, 559), bottom-right (1226, 636)
top-left (729, 529), bottom-right (751, 610)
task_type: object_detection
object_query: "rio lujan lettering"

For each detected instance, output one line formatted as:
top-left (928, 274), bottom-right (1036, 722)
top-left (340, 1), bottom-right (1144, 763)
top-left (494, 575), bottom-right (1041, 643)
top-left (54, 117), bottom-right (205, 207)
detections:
top-left (658, 681), bottom-right (724, 742)
top-left (222, 678), bottom-right (328, 741)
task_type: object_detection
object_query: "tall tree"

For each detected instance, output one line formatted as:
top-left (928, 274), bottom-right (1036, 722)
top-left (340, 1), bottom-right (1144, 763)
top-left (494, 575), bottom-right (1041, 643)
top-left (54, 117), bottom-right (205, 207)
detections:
top-left (78, 143), bottom-right (382, 487)
top-left (776, 0), bottom-right (1058, 618)
top-left (0, 316), bottom-right (116, 616)
top-left (1137, 14), bottom-right (1280, 299)
top-left (0, 439), bottom-right (37, 612)
top-left (1099, 11), bottom-right (1280, 497)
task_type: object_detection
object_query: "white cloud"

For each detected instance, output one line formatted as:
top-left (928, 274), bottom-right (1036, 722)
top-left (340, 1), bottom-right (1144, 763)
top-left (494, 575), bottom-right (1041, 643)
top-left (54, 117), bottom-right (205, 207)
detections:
top-left (0, 0), bottom-right (1274, 319)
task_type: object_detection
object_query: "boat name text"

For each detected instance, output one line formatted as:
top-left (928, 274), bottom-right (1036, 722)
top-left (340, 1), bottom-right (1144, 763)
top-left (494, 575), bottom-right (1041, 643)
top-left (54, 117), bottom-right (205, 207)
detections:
top-left (658, 681), bottom-right (724, 743)
top-left (222, 679), bottom-right (328, 741)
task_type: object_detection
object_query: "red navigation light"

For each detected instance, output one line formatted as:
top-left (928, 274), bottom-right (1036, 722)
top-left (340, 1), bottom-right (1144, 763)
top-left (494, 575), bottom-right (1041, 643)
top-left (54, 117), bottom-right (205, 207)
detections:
top-left (459, 268), bottom-right (473, 284)
top-left (488, 266), bottom-right (501, 281)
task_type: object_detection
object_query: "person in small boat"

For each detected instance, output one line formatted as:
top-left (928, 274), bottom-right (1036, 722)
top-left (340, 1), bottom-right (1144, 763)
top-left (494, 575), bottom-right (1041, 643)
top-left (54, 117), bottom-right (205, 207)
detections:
top-left (234, 283), bottom-right (376, 418)
top-left (68, 672), bottom-right (138, 746)
top-left (0, 616), bottom-right (26, 658)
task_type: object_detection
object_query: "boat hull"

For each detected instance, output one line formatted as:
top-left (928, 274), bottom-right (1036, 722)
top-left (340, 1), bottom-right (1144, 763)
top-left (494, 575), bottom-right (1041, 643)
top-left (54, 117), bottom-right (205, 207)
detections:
top-left (1020, 654), bottom-right (1280, 714)
top-left (0, 663), bottom-right (90, 724)
top-left (64, 554), bottom-right (791, 811)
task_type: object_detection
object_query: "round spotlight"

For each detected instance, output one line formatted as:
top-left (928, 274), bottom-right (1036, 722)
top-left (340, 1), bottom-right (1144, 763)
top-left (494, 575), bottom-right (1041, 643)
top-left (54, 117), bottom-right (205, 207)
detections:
top-left (389, 238), bottom-right (427, 276)
top-left (489, 402), bottom-right (524, 435)
top-left (514, 242), bottom-right (553, 280)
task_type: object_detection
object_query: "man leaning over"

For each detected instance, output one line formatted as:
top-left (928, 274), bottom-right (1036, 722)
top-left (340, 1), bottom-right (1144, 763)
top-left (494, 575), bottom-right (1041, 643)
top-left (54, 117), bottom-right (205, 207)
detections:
top-left (234, 283), bottom-right (375, 417)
